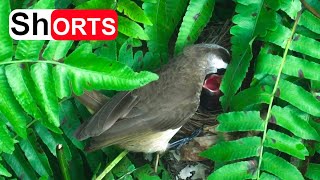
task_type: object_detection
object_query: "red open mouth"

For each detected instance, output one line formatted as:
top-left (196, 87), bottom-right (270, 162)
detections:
top-left (202, 74), bottom-right (222, 95)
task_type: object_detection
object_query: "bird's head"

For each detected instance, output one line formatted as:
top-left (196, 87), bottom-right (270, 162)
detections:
top-left (183, 44), bottom-right (229, 111)
top-left (184, 44), bottom-right (230, 94)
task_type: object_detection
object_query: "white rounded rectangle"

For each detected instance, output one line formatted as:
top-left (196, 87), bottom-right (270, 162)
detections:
top-left (9, 9), bottom-right (54, 40)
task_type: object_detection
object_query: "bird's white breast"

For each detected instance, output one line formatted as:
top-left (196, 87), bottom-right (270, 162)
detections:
top-left (119, 128), bottom-right (181, 153)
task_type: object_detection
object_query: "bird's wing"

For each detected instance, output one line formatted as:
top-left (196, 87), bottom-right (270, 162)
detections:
top-left (74, 91), bottom-right (138, 140)
top-left (85, 99), bottom-right (197, 151)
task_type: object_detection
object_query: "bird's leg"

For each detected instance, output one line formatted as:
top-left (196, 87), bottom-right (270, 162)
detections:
top-left (168, 128), bottom-right (202, 152)
top-left (154, 152), bottom-right (160, 173)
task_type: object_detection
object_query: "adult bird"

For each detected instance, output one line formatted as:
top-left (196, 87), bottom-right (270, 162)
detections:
top-left (74, 44), bottom-right (229, 154)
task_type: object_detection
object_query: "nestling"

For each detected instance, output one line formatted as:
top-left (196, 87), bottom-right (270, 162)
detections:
top-left (74, 44), bottom-right (229, 153)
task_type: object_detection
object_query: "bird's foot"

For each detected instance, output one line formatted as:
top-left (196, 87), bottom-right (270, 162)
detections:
top-left (168, 128), bottom-right (202, 154)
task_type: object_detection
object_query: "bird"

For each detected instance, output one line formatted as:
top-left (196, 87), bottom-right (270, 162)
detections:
top-left (74, 44), bottom-right (229, 154)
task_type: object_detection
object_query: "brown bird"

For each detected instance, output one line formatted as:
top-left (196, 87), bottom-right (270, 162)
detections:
top-left (74, 44), bottom-right (229, 153)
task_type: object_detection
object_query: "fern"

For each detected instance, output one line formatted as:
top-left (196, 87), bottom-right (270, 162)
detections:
top-left (0, 0), bottom-right (12, 62)
top-left (117, 0), bottom-right (152, 25)
top-left (202, 0), bottom-right (320, 179)
top-left (0, 0), bottom-right (162, 178)
top-left (174, 0), bottom-right (215, 54)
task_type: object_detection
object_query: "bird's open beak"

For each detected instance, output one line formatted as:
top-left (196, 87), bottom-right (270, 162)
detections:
top-left (202, 74), bottom-right (222, 95)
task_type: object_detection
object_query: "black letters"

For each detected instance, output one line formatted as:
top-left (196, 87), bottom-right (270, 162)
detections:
top-left (33, 13), bottom-right (48, 35)
top-left (11, 12), bottom-right (29, 35)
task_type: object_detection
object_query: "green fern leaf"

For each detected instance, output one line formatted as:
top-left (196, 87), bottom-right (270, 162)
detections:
top-left (85, 150), bottom-right (105, 172)
top-left (75, 0), bottom-right (116, 9)
top-left (94, 41), bottom-right (117, 61)
top-left (117, 0), bottom-right (152, 25)
top-left (217, 111), bottom-right (264, 132)
top-left (261, 152), bottom-right (304, 180)
top-left (0, 66), bottom-right (29, 138)
top-left (165, 0), bottom-right (189, 29)
top-left (220, 0), bottom-right (277, 110)
top-left (0, 161), bottom-right (11, 177)
top-left (174, 0), bottom-right (215, 54)
top-left (68, 144), bottom-right (86, 179)
top-left (0, 0), bottom-right (13, 62)
top-left (54, 44), bottom-right (158, 96)
top-left (118, 38), bottom-right (134, 67)
top-left (53, 66), bottom-right (71, 99)
top-left (31, 63), bottom-right (61, 134)
top-left (133, 164), bottom-right (161, 179)
top-left (142, 0), bottom-right (168, 63)
top-left (118, 16), bottom-right (149, 40)
top-left (115, 33), bottom-right (142, 48)
top-left (15, 0), bottom-right (54, 60)
top-left (264, 130), bottom-right (309, 160)
top-left (208, 161), bottom-right (256, 180)
top-left (255, 49), bottom-right (320, 82)
top-left (142, 0), bottom-right (189, 65)
top-left (200, 136), bottom-right (261, 162)
top-left (0, 118), bottom-right (14, 153)
top-left (263, 25), bottom-right (320, 60)
top-left (305, 163), bottom-right (320, 180)
top-left (259, 172), bottom-right (279, 180)
top-left (5, 64), bottom-right (43, 120)
top-left (278, 79), bottom-right (320, 117)
top-left (132, 50), bottom-right (144, 71)
top-left (19, 129), bottom-right (53, 177)
top-left (279, 0), bottom-right (302, 19)
top-left (141, 52), bottom-right (161, 70)
top-left (59, 101), bottom-right (84, 150)
top-left (42, 40), bottom-right (73, 61)
top-left (299, 11), bottom-right (320, 34)
top-left (271, 106), bottom-right (320, 141)
top-left (229, 85), bottom-right (272, 111)
top-left (3, 145), bottom-right (38, 180)
top-left (34, 123), bottom-right (72, 161)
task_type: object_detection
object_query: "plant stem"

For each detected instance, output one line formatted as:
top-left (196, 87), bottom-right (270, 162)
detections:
top-left (256, 11), bottom-right (302, 179)
top-left (95, 150), bottom-right (129, 180)
top-left (57, 144), bottom-right (71, 180)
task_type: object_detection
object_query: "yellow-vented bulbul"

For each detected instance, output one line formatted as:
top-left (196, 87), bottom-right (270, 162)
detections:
top-left (74, 44), bottom-right (229, 153)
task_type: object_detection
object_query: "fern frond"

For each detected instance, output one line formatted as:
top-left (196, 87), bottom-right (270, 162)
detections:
top-left (118, 16), bottom-right (149, 40)
top-left (174, 0), bottom-right (215, 54)
top-left (3, 145), bottom-right (38, 180)
top-left (75, 0), bottom-right (116, 9)
top-left (0, 66), bottom-right (29, 138)
top-left (118, 38), bottom-right (134, 67)
top-left (206, 1), bottom-right (320, 179)
top-left (305, 163), bottom-right (320, 180)
top-left (216, 111), bottom-right (264, 132)
top-left (220, 0), bottom-right (278, 110)
top-left (143, 0), bottom-right (188, 65)
top-left (261, 152), bottom-right (304, 180)
top-left (0, 0), bottom-right (12, 62)
top-left (117, 0), bottom-right (152, 25)
top-left (42, 40), bottom-right (73, 61)
top-left (15, 0), bottom-right (54, 60)
top-left (264, 130), bottom-right (309, 159)
top-left (19, 129), bottom-right (53, 177)
top-left (201, 137), bottom-right (261, 162)
top-left (208, 161), bottom-right (256, 180)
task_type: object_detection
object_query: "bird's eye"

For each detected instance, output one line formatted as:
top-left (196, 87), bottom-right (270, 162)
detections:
top-left (217, 68), bottom-right (226, 75)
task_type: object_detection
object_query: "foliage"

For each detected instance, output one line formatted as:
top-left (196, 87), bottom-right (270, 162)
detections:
top-left (2, 0), bottom-right (320, 179)
top-left (0, 0), bottom-right (216, 179)
top-left (200, 0), bottom-right (320, 179)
